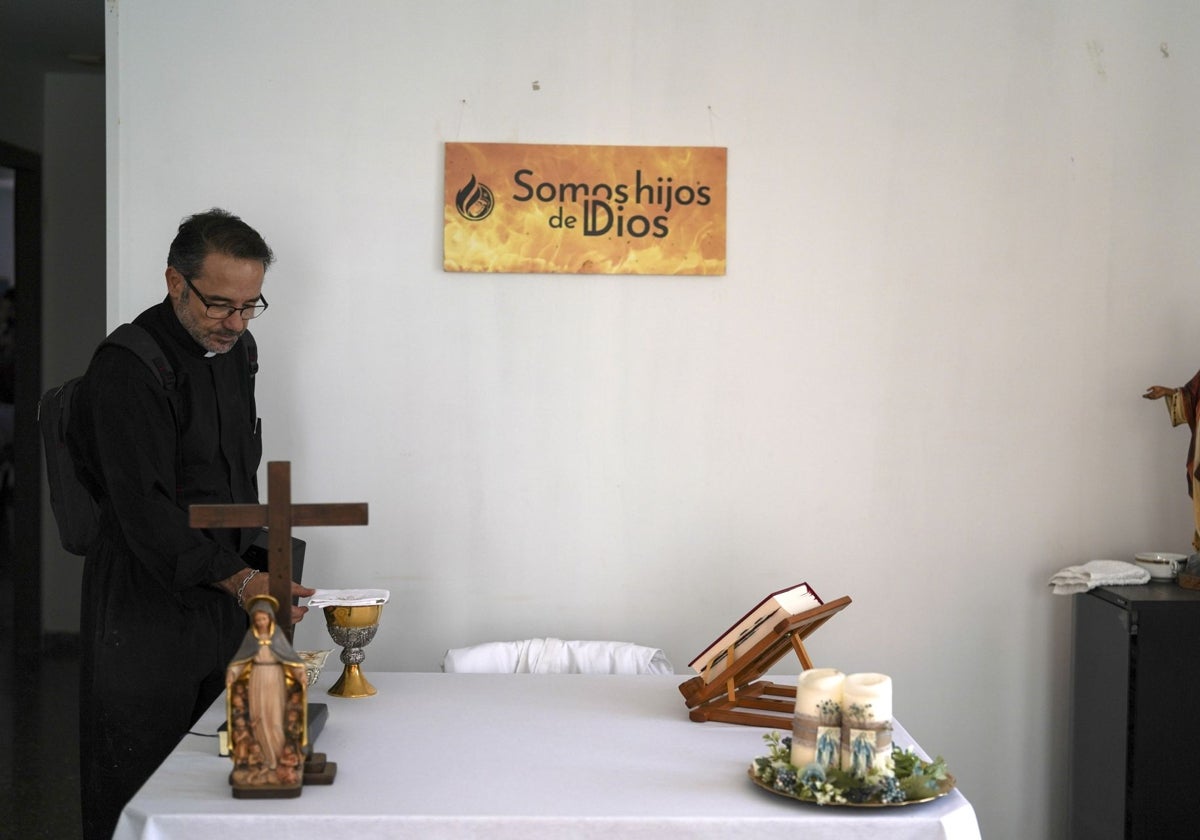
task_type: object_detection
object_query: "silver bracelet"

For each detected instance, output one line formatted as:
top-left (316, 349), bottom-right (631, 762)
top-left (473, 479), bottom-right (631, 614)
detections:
top-left (235, 569), bottom-right (260, 608)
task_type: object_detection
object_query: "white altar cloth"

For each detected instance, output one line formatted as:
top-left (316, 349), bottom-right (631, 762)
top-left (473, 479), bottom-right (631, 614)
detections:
top-left (115, 673), bottom-right (981, 840)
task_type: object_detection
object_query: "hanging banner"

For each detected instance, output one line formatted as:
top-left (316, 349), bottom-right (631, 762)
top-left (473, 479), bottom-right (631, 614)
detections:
top-left (444, 143), bottom-right (726, 275)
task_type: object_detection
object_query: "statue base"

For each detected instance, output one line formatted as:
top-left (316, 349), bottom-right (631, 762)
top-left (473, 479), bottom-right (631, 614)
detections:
top-left (303, 752), bottom-right (338, 785)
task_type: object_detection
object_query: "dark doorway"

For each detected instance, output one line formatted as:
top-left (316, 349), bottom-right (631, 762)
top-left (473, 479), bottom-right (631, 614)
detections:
top-left (0, 140), bottom-right (43, 659)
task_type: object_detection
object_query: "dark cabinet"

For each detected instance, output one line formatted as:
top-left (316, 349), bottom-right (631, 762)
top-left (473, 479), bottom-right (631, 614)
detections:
top-left (1069, 584), bottom-right (1200, 839)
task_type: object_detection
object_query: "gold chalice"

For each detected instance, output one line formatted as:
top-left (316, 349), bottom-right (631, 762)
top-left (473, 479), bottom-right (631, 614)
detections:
top-left (323, 603), bottom-right (383, 698)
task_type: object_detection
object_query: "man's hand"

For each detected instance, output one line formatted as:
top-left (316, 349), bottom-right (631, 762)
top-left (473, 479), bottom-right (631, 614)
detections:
top-left (241, 572), bottom-right (315, 625)
top-left (218, 568), bottom-right (317, 625)
top-left (289, 582), bottom-right (316, 625)
top-left (1144, 385), bottom-right (1176, 401)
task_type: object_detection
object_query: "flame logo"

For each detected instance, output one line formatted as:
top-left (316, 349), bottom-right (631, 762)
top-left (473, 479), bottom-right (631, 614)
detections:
top-left (455, 175), bottom-right (494, 221)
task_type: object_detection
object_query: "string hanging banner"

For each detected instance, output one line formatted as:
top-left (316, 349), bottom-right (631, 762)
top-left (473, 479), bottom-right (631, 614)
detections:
top-left (443, 143), bottom-right (726, 276)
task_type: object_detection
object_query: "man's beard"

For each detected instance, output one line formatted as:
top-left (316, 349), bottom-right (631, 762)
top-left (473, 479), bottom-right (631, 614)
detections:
top-left (174, 295), bottom-right (241, 354)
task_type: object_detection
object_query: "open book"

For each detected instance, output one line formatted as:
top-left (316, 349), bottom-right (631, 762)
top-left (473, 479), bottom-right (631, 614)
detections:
top-left (688, 582), bottom-right (823, 683)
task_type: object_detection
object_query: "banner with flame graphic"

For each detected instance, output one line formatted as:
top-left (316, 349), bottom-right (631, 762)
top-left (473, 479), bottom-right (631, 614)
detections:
top-left (444, 143), bottom-right (726, 275)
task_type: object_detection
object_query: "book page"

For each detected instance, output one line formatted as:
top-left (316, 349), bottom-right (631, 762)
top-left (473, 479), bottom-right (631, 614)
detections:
top-left (776, 585), bottom-right (819, 615)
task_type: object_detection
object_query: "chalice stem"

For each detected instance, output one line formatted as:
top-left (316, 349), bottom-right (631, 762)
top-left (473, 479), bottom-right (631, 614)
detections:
top-left (330, 662), bottom-right (376, 698)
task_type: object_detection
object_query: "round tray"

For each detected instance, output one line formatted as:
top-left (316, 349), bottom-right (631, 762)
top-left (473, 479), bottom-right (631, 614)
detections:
top-left (747, 768), bottom-right (955, 808)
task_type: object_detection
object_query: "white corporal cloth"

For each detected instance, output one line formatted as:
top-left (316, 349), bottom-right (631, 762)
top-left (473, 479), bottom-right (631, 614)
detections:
top-left (115, 673), bottom-right (982, 840)
top-left (442, 637), bottom-right (675, 674)
top-left (306, 588), bottom-right (389, 608)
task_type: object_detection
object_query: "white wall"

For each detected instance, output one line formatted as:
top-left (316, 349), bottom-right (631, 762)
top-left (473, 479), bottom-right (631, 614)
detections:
top-left (108, 2), bottom-right (1200, 837)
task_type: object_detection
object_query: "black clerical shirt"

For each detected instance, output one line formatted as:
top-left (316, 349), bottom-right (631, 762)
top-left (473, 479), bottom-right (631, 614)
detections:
top-left (69, 297), bottom-right (263, 607)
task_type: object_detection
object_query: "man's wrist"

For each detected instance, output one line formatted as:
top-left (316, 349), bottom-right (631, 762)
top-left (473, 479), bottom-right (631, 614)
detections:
top-left (235, 569), bottom-right (260, 608)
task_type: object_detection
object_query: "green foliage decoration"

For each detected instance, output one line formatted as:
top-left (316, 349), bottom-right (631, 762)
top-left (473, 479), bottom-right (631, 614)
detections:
top-left (749, 731), bottom-right (955, 807)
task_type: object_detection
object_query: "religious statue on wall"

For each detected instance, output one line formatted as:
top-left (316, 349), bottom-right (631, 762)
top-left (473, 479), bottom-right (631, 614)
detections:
top-left (1144, 372), bottom-right (1200, 551)
top-left (226, 594), bottom-right (309, 797)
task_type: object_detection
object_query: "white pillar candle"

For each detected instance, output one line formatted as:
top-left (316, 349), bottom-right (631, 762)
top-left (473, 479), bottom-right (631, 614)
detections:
top-left (841, 672), bottom-right (893, 776)
top-left (791, 668), bottom-right (844, 768)
top-left (843, 672), bottom-right (892, 722)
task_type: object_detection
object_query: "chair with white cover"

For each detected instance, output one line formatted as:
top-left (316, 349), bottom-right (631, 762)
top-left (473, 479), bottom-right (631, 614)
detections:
top-left (441, 637), bottom-right (674, 675)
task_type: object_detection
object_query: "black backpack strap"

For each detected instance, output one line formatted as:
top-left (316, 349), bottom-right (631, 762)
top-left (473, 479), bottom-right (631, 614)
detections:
top-left (92, 323), bottom-right (184, 504)
top-left (241, 329), bottom-right (258, 378)
top-left (101, 323), bottom-right (176, 390)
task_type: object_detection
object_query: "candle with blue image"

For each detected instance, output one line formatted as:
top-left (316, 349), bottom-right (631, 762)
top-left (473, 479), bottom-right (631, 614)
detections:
top-left (841, 672), bottom-right (893, 776)
top-left (791, 668), bottom-right (845, 769)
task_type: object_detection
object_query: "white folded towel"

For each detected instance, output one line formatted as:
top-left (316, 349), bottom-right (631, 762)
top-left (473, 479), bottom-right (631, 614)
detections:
top-left (1049, 559), bottom-right (1149, 595)
top-left (442, 638), bottom-right (675, 675)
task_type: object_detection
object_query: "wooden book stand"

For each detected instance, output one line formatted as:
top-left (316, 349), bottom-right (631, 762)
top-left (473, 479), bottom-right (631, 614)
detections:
top-left (678, 595), bottom-right (851, 728)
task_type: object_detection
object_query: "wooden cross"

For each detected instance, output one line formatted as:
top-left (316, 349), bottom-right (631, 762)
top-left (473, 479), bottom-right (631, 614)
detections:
top-left (189, 460), bottom-right (369, 640)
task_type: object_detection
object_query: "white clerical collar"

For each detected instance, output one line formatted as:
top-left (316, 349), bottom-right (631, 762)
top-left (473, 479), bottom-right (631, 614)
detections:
top-left (205, 351), bottom-right (216, 358)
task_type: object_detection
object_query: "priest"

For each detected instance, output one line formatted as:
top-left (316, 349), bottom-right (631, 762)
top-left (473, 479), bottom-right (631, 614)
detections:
top-left (68, 209), bottom-right (315, 839)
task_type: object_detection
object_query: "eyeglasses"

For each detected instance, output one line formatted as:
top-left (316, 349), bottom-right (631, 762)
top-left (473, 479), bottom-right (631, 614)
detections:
top-left (183, 276), bottom-right (269, 320)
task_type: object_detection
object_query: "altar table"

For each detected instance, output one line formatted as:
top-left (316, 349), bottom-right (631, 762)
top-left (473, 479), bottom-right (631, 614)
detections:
top-left (115, 673), bottom-right (981, 840)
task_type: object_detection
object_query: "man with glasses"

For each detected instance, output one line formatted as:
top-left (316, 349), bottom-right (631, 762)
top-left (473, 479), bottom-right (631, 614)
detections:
top-left (68, 208), bottom-right (314, 840)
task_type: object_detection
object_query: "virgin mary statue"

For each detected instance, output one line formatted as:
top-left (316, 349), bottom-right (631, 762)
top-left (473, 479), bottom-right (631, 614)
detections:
top-left (225, 595), bottom-right (308, 793)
